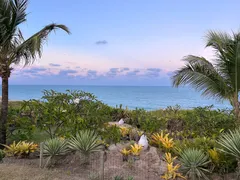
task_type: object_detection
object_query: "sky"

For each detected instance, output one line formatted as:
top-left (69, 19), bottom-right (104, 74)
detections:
top-left (10, 0), bottom-right (240, 85)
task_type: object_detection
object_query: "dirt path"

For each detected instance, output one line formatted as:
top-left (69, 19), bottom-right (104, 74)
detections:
top-left (0, 163), bottom-right (86, 180)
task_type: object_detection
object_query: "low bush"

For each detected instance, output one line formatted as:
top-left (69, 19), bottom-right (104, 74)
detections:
top-left (3, 141), bottom-right (38, 158)
top-left (179, 148), bottom-right (210, 180)
top-left (0, 149), bottom-right (5, 162)
top-left (68, 130), bottom-right (102, 163)
top-left (43, 137), bottom-right (69, 167)
top-left (100, 125), bottom-right (122, 145)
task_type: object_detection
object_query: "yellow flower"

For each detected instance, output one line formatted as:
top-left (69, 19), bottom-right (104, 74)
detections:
top-left (208, 148), bottom-right (220, 164)
top-left (120, 127), bottom-right (129, 137)
top-left (130, 143), bottom-right (142, 156)
top-left (165, 153), bottom-right (177, 164)
top-left (162, 162), bottom-right (186, 180)
top-left (151, 131), bottom-right (174, 150)
top-left (120, 148), bottom-right (131, 156)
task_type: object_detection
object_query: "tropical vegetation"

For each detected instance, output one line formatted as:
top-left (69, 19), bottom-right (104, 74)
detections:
top-left (172, 31), bottom-right (240, 122)
top-left (0, 0), bottom-right (70, 146)
top-left (0, 1), bottom-right (239, 178)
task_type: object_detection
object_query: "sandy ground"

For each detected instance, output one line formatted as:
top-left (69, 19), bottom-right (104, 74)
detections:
top-left (0, 163), bottom-right (86, 180)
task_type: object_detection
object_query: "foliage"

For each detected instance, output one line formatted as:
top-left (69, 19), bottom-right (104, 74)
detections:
top-left (7, 107), bottom-right (36, 142)
top-left (43, 137), bottom-right (69, 157)
top-left (162, 163), bottom-right (186, 180)
top-left (0, 0), bottom-right (70, 146)
top-left (217, 128), bottom-right (240, 160)
top-left (207, 148), bottom-right (237, 174)
top-left (3, 141), bottom-right (38, 158)
top-left (121, 148), bottom-right (131, 156)
top-left (0, 149), bottom-right (5, 162)
top-left (181, 106), bottom-right (235, 138)
top-left (114, 176), bottom-right (134, 180)
top-left (43, 137), bottom-right (69, 167)
top-left (174, 137), bottom-right (216, 153)
top-left (162, 153), bottom-right (186, 180)
top-left (179, 148), bottom-right (210, 180)
top-left (126, 108), bottom-right (164, 133)
top-left (164, 152), bottom-right (177, 164)
top-left (130, 143), bottom-right (142, 156)
top-left (208, 148), bottom-right (220, 165)
top-left (21, 90), bottom-right (112, 138)
top-left (114, 176), bottom-right (124, 180)
top-left (119, 127), bottom-right (130, 137)
top-left (101, 125), bottom-right (122, 145)
top-left (68, 130), bottom-right (102, 160)
top-left (151, 131), bottom-right (174, 151)
top-left (171, 31), bottom-right (240, 121)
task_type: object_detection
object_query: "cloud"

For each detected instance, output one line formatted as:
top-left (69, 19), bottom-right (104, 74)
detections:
top-left (167, 71), bottom-right (174, 77)
top-left (95, 40), bottom-right (108, 45)
top-left (59, 70), bottom-right (78, 76)
top-left (147, 68), bottom-right (161, 72)
top-left (23, 67), bottom-right (47, 74)
top-left (126, 69), bottom-right (140, 76)
top-left (49, 63), bottom-right (61, 67)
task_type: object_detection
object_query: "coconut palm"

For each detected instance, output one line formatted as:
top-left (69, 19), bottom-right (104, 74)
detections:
top-left (0, 0), bottom-right (70, 146)
top-left (172, 31), bottom-right (240, 122)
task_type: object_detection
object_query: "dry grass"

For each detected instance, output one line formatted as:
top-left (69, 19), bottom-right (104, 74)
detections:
top-left (0, 163), bottom-right (86, 180)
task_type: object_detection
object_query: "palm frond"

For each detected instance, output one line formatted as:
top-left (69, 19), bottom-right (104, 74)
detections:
top-left (0, 0), bottom-right (27, 45)
top-left (205, 31), bottom-right (240, 91)
top-left (10, 23), bottom-right (70, 65)
top-left (172, 55), bottom-right (231, 100)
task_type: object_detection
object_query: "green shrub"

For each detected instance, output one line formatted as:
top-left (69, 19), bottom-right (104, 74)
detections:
top-left (126, 108), bottom-right (165, 133)
top-left (0, 149), bottom-right (5, 162)
top-left (113, 176), bottom-right (134, 180)
top-left (7, 107), bottom-right (36, 142)
top-left (217, 128), bottom-right (240, 160)
top-left (43, 138), bottom-right (69, 167)
top-left (101, 125), bottom-right (122, 145)
top-left (19, 90), bottom-right (112, 138)
top-left (179, 148), bottom-right (210, 180)
top-left (217, 128), bottom-right (240, 174)
top-left (174, 137), bottom-right (216, 153)
top-left (114, 176), bottom-right (124, 180)
top-left (181, 106), bottom-right (235, 138)
top-left (68, 130), bottom-right (102, 163)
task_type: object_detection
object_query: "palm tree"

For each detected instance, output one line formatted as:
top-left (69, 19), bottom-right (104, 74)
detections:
top-left (0, 0), bottom-right (70, 146)
top-left (172, 30), bottom-right (240, 122)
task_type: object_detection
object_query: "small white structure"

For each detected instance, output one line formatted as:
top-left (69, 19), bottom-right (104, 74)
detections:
top-left (118, 118), bottom-right (124, 125)
top-left (73, 98), bottom-right (80, 104)
top-left (138, 134), bottom-right (148, 150)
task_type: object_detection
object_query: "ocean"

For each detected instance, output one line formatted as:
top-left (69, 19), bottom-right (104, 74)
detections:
top-left (4, 85), bottom-right (231, 110)
top-left (5, 85), bottom-right (231, 110)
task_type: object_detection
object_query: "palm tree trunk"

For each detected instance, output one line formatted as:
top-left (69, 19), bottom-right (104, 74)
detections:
top-left (0, 76), bottom-right (8, 148)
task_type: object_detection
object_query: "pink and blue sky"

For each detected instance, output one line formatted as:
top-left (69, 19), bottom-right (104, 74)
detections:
top-left (11, 0), bottom-right (240, 85)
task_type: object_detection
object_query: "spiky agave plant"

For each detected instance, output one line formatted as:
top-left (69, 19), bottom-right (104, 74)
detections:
top-left (68, 130), bottom-right (102, 163)
top-left (43, 138), bottom-right (69, 167)
top-left (217, 128), bottom-right (240, 173)
top-left (179, 148), bottom-right (210, 180)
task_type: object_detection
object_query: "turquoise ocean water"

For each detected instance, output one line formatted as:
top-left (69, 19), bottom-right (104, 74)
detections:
top-left (5, 85), bottom-right (231, 110)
